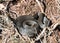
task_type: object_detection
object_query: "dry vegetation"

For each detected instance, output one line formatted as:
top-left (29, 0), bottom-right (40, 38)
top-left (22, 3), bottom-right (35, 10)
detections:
top-left (0, 0), bottom-right (60, 43)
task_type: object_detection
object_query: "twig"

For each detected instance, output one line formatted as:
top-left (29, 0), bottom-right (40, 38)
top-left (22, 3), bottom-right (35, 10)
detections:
top-left (35, 28), bottom-right (46, 40)
top-left (36, 0), bottom-right (44, 13)
top-left (43, 32), bottom-right (47, 43)
top-left (48, 21), bottom-right (60, 35)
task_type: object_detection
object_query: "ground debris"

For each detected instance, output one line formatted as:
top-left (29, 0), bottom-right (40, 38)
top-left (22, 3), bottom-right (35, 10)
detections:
top-left (0, 0), bottom-right (60, 43)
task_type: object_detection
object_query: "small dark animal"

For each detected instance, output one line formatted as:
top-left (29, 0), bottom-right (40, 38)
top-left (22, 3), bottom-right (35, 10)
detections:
top-left (16, 15), bottom-right (39, 38)
top-left (8, 15), bottom-right (40, 38)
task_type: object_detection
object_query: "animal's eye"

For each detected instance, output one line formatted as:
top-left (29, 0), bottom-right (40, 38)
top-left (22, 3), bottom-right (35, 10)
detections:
top-left (26, 22), bottom-right (31, 26)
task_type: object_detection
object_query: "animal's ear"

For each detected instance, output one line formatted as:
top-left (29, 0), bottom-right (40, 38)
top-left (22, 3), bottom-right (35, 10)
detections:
top-left (43, 17), bottom-right (50, 27)
top-left (43, 16), bottom-right (52, 27)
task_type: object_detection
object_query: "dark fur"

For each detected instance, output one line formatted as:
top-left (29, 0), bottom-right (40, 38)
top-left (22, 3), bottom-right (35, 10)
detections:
top-left (8, 15), bottom-right (40, 38)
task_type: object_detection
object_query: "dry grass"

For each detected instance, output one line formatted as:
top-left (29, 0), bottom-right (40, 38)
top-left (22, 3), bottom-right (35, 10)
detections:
top-left (0, 0), bottom-right (60, 43)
